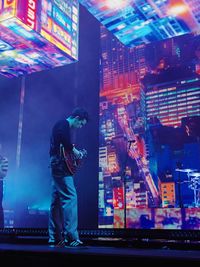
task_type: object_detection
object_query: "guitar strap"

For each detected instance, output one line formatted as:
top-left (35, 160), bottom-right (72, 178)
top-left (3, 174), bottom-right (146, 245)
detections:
top-left (60, 144), bottom-right (65, 158)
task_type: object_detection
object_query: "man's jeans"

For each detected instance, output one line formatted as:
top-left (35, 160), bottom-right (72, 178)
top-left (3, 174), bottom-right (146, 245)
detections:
top-left (48, 175), bottom-right (79, 243)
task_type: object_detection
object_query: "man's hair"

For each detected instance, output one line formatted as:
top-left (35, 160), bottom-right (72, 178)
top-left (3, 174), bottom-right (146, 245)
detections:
top-left (71, 107), bottom-right (89, 122)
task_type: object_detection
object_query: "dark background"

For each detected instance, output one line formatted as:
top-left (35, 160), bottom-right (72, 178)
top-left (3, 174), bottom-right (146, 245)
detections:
top-left (0, 5), bottom-right (100, 229)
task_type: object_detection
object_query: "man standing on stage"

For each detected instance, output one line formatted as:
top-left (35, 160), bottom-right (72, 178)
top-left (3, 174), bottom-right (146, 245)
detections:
top-left (48, 107), bottom-right (89, 247)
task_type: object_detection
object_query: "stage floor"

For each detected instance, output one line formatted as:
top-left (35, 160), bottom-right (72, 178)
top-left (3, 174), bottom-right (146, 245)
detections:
top-left (0, 237), bottom-right (200, 266)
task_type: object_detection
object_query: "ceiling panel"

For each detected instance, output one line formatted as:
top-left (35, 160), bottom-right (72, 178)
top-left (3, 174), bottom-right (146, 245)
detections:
top-left (79, 0), bottom-right (200, 47)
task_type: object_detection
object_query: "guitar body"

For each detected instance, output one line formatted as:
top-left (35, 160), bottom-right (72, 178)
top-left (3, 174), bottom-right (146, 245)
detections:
top-left (64, 149), bottom-right (87, 175)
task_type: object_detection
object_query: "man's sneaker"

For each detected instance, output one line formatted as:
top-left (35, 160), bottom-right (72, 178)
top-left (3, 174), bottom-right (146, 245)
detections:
top-left (48, 240), bottom-right (65, 247)
top-left (65, 239), bottom-right (87, 248)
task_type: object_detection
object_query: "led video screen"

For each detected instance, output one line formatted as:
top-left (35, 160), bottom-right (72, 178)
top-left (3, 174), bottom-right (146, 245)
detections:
top-left (0, 0), bottom-right (79, 78)
top-left (79, 0), bottom-right (200, 48)
top-left (99, 26), bottom-right (200, 229)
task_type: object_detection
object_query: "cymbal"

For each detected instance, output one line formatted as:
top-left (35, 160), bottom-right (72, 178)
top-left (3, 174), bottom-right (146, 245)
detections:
top-left (175, 168), bottom-right (197, 172)
top-left (189, 172), bottom-right (200, 177)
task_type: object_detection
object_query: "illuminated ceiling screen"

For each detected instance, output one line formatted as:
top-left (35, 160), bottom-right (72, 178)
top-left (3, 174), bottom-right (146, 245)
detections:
top-left (79, 0), bottom-right (200, 47)
top-left (0, 0), bottom-right (79, 78)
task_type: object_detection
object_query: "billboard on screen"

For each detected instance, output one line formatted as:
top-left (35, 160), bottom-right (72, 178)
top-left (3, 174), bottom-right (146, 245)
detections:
top-left (0, 0), bottom-right (79, 78)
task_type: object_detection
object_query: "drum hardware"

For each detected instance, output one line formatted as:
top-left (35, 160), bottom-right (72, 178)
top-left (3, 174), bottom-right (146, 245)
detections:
top-left (175, 168), bottom-right (197, 173)
top-left (187, 172), bottom-right (200, 207)
top-left (175, 168), bottom-right (198, 207)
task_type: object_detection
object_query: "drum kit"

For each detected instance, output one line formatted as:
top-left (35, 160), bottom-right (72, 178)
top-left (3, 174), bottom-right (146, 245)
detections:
top-left (175, 168), bottom-right (200, 207)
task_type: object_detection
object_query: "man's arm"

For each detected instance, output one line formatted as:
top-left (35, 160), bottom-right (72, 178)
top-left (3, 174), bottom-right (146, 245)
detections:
top-left (60, 121), bottom-right (84, 158)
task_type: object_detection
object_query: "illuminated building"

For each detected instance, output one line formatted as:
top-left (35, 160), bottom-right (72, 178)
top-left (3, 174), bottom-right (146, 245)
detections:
top-left (134, 184), bottom-right (148, 208)
top-left (159, 179), bottom-right (176, 208)
top-left (107, 150), bottom-right (119, 173)
top-left (113, 186), bottom-right (124, 209)
top-left (186, 0), bottom-right (200, 25)
top-left (126, 180), bottom-right (135, 208)
top-left (145, 77), bottom-right (200, 127)
top-left (99, 146), bottom-right (108, 170)
top-left (0, 0), bottom-right (79, 78)
top-left (100, 26), bottom-right (138, 94)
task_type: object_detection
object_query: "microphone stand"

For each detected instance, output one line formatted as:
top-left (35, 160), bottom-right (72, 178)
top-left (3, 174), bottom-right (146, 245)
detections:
top-left (176, 162), bottom-right (183, 208)
top-left (123, 140), bottom-right (134, 229)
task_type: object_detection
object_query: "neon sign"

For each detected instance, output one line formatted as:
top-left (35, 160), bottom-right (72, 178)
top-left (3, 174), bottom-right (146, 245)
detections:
top-left (0, 0), bottom-right (79, 78)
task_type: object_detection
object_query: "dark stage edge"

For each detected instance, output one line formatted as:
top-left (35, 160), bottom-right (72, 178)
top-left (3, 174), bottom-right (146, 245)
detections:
top-left (1, 235), bottom-right (200, 266)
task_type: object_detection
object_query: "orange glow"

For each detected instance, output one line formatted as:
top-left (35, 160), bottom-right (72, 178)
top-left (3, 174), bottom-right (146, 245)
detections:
top-left (167, 4), bottom-right (188, 16)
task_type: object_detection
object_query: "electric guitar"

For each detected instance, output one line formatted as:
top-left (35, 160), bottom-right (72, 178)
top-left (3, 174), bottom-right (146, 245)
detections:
top-left (62, 146), bottom-right (87, 175)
